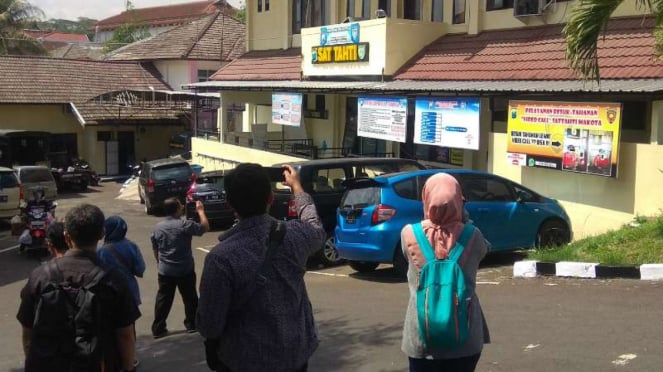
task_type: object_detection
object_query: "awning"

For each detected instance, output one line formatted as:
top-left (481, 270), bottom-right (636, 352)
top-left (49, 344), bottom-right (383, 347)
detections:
top-left (186, 79), bottom-right (663, 94)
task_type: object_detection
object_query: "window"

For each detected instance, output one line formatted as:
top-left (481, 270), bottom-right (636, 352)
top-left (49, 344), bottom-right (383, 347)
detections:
top-left (453, 0), bottom-right (466, 24)
top-left (347, 0), bottom-right (356, 17)
top-left (362, 0), bottom-right (371, 18)
top-left (197, 69), bottom-right (216, 82)
top-left (292, 0), bottom-right (330, 34)
top-left (266, 0), bottom-right (270, 11)
top-left (621, 101), bottom-right (647, 131)
top-left (258, 0), bottom-right (262, 12)
top-left (377, 0), bottom-right (391, 16)
top-left (315, 95), bottom-right (326, 111)
top-left (431, 0), bottom-right (443, 22)
top-left (393, 178), bottom-right (417, 200)
top-left (487, 0), bottom-right (514, 11)
top-left (460, 175), bottom-right (515, 202)
top-left (404, 0), bottom-right (422, 20)
top-left (97, 131), bottom-right (112, 142)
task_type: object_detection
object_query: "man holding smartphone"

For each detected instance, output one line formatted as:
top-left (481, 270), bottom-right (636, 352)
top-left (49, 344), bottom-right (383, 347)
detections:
top-left (197, 163), bottom-right (325, 372)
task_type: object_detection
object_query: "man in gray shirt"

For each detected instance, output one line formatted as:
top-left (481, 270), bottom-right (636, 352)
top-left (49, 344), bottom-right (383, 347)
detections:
top-left (197, 163), bottom-right (325, 372)
top-left (151, 197), bottom-right (209, 338)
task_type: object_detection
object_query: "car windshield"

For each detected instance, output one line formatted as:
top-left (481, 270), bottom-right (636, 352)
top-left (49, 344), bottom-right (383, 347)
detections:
top-left (152, 164), bottom-right (191, 181)
top-left (0, 171), bottom-right (18, 188)
top-left (197, 175), bottom-right (224, 189)
top-left (20, 168), bottom-right (53, 183)
top-left (341, 186), bottom-right (381, 208)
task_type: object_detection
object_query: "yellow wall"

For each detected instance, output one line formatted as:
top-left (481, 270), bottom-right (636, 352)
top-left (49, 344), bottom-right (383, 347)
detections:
top-left (0, 104), bottom-right (184, 175)
top-left (490, 132), bottom-right (663, 239)
top-left (301, 18), bottom-right (445, 77)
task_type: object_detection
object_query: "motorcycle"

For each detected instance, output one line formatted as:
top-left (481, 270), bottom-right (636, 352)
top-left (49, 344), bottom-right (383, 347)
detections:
top-left (18, 188), bottom-right (56, 256)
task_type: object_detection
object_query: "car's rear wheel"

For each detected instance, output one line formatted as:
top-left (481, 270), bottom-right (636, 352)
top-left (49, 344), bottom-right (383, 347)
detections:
top-left (537, 219), bottom-right (571, 248)
top-left (316, 233), bottom-right (343, 266)
top-left (349, 261), bottom-right (379, 273)
top-left (145, 198), bottom-right (155, 215)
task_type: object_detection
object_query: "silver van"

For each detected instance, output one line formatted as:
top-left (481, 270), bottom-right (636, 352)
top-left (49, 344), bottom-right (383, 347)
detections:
top-left (13, 165), bottom-right (58, 201)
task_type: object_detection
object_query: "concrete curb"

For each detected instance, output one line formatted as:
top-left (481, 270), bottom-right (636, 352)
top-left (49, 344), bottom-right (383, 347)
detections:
top-left (514, 260), bottom-right (663, 280)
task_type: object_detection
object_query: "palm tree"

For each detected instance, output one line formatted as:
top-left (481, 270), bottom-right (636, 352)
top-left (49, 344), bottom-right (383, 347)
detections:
top-left (0, 0), bottom-right (46, 55)
top-left (564, 0), bottom-right (662, 82)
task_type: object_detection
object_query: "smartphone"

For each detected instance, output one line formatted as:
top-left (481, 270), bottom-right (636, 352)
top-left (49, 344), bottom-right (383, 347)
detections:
top-left (265, 166), bottom-right (286, 182)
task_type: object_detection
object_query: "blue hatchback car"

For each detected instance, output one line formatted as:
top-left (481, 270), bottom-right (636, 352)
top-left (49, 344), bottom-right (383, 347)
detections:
top-left (335, 169), bottom-right (572, 275)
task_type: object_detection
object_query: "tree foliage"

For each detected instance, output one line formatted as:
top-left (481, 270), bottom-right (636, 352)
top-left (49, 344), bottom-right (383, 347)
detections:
top-left (564, 0), bottom-right (663, 81)
top-left (235, 3), bottom-right (246, 24)
top-left (0, 0), bottom-right (46, 55)
top-left (103, 0), bottom-right (150, 53)
top-left (37, 17), bottom-right (98, 40)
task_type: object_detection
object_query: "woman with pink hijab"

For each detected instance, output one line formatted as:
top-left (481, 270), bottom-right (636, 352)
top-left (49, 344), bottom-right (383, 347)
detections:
top-left (400, 173), bottom-right (490, 372)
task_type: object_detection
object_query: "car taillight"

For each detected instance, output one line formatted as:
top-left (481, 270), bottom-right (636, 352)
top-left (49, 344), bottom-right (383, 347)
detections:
top-left (147, 179), bottom-right (155, 193)
top-left (191, 172), bottom-right (197, 182)
top-left (186, 183), bottom-right (196, 202)
top-left (371, 204), bottom-right (396, 225)
top-left (19, 183), bottom-right (24, 201)
top-left (287, 199), bottom-right (297, 217)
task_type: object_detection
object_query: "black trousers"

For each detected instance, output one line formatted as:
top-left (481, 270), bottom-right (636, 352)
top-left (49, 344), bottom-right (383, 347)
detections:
top-left (408, 354), bottom-right (481, 372)
top-left (152, 271), bottom-right (198, 335)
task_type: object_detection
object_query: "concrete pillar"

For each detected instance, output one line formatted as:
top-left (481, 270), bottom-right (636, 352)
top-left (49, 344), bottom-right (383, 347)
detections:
top-left (468, 0), bottom-right (480, 35)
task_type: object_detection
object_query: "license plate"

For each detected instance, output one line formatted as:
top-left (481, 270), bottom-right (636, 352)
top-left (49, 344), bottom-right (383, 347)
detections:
top-left (206, 194), bottom-right (220, 201)
top-left (168, 187), bottom-right (182, 192)
top-left (346, 215), bottom-right (356, 224)
top-left (0, 195), bottom-right (7, 203)
top-left (31, 221), bottom-right (45, 227)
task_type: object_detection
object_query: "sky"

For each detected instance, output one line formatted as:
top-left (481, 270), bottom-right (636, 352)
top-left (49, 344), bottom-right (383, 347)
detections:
top-left (30, 0), bottom-right (243, 21)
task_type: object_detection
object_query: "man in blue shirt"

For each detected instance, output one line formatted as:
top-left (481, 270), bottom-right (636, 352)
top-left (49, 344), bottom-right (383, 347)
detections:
top-left (151, 197), bottom-right (209, 338)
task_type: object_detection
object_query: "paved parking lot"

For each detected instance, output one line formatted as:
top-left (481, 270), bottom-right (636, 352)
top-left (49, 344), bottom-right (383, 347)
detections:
top-left (1, 181), bottom-right (663, 371)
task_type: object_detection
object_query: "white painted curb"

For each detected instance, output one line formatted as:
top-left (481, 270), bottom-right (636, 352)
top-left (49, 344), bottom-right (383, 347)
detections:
top-left (639, 264), bottom-right (663, 280)
top-left (513, 260), bottom-right (538, 278)
top-left (555, 261), bottom-right (598, 278)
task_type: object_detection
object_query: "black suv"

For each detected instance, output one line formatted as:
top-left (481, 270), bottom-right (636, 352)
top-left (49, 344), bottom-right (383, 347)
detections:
top-left (138, 158), bottom-right (194, 215)
top-left (268, 157), bottom-right (427, 266)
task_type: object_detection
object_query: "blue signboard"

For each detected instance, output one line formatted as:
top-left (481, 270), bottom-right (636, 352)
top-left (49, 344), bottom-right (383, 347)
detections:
top-left (414, 97), bottom-right (481, 150)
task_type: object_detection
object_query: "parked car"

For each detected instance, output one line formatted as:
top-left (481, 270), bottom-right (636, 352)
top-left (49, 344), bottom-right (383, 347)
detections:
top-left (267, 157), bottom-right (427, 266)
top-left (185, 170), bottom-right (235, 227)
top-left (335, 169), bottom-right (573, 276)
top-left (13, 165), bottom-right (58, 201)
top-left (0, 167), bottom-right (22, 221)
top-left (138, 158), bottom-right (194, 215)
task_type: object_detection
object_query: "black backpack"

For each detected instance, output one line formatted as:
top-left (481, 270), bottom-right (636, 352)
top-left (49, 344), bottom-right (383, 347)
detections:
top-left (26, 260), bottom-right (109, 372)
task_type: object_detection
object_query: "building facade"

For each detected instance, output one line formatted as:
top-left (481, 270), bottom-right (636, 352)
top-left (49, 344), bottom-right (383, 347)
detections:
top-left (189, 0), bottom-right (663, 240)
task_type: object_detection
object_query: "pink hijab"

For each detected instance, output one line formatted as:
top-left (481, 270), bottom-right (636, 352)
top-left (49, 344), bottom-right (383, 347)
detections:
top-left (419, 173), bottom-right (465, 259)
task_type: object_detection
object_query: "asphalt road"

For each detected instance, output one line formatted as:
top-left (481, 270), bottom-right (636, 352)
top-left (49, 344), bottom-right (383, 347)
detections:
top-left (1, 181), bottom-right (662, 371)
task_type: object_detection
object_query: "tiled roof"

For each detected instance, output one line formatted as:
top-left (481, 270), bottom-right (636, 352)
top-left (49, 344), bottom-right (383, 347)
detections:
top-left (24, 30), bottom-right (90, 42)
top-left (211, 48), bottom-right (302, 81)
top-left (0, 56), bottom-right (177, 123)
top-left (105, 13), bottom-right (245, 61)
top-left (51, 44), bottom-right (105, 60)
top-left (395, 16), bottom-right (662, 81)
top-left (94, 0), bottom-right (235, 31)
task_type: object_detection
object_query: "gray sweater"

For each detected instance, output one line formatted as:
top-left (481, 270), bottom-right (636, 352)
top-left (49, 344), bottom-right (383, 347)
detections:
top-left (197, 192), bottom-right (325, 372)
top-left (400, 224), bottom-right (490, 360)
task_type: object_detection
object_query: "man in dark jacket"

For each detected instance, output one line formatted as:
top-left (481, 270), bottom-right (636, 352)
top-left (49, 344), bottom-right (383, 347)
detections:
top-left (17, 203), bottom-right (139, 372)
top-left (197, 163), bottom-right (325, 372)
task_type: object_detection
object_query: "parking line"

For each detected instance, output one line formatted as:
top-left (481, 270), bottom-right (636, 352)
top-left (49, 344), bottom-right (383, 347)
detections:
top-left (196, 247), bottom-right (210, 253)
top-left (477, 281), bottom-right (500, 285)
top-left (0, 244), bottom-right (20, 253)
top-left (307, 271), bottom-right (349, 278)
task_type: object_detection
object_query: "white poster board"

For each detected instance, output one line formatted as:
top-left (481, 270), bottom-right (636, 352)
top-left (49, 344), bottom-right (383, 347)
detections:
top-left (357, 96), bottom-right (407, 143)
top-left (271, 92), bottom-right (303, 127)
top-left (413, 97), bottom-right (481, 150)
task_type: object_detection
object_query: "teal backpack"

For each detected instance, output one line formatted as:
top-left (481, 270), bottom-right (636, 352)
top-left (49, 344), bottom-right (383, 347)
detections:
top-left (411, 222), bottom-right (475, 349)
